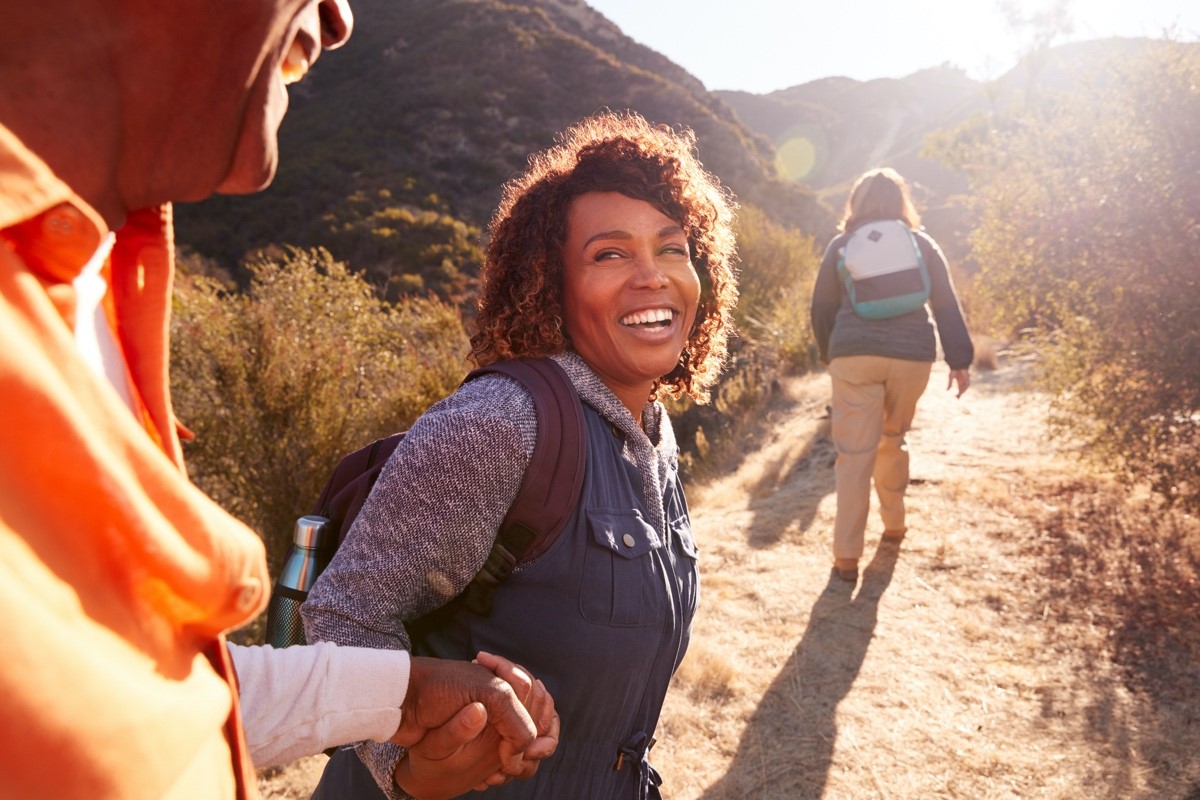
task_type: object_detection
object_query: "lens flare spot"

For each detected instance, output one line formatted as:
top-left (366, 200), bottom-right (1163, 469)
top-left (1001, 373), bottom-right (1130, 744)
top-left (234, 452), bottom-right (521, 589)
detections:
top-left (776, 136), bottom-right (818, 182)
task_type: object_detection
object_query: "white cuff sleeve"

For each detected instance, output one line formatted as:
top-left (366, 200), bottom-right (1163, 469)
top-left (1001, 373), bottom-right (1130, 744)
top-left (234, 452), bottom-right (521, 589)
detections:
top-left (228, 641), bottom-right (410, 768)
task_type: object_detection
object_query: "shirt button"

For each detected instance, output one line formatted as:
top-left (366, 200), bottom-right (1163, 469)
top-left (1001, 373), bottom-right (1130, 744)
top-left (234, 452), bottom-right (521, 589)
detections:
top-left (622, 533), bottom-right (635, 548)
top-left (233, 580), bottom-right (263, 613)
top-left (43, 204), bottom-right (85, 237)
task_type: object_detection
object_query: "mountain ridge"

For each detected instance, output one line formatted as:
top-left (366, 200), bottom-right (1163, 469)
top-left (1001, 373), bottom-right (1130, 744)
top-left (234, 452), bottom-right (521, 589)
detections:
top-left (176, 0), bottom-right (828, 273)
top-left (173, 2), bottom-right (1190, 296)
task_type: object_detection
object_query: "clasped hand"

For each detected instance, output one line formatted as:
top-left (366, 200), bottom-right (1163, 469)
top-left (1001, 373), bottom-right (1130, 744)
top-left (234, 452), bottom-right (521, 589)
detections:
top-left (391, 651), bottom-right (560, 799)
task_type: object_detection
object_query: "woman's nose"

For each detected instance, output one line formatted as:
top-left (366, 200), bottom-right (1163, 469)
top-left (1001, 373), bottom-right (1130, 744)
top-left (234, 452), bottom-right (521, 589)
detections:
top-left (632, 254), bottom-right (669, 287)
top-left (318, 0), bottom-right (354, 50)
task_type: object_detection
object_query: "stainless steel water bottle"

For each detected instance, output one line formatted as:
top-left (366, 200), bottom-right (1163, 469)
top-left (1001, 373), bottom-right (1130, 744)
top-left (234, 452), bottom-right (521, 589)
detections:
top-left (264, 515), bottom-right (332, 648)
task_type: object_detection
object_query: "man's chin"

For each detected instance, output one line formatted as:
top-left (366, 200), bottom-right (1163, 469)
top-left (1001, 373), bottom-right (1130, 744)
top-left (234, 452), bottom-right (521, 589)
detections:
top-left (215, 156), bottom-right (278, 196)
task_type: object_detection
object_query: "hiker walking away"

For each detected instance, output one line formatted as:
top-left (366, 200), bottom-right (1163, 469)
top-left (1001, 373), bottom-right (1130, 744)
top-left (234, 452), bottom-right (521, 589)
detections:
top-left (809, 167), bottom-right (973, 584)
top-left (302, 109), bottom-right (740, 800)
top-left (0, 2), bottom-right (558, 797)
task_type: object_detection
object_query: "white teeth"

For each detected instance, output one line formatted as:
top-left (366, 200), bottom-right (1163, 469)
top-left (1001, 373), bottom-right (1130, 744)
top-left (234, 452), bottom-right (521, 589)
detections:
top-left (280, 38), bottom-right (310, 85)
top-left (621, 308), bottom-right (674, 326)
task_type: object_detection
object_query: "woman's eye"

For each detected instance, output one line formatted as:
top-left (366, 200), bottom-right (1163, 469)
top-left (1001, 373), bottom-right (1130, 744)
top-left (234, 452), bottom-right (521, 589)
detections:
top-left (594, 249), bottom-right (624, 261)
top-left (662, 244), bottom-right (690, 257)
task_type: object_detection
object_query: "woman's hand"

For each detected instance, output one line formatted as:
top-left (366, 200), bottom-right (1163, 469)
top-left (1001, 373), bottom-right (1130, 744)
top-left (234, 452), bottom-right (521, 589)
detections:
top-left (947, 368), bottom-right (970, 398)
top-left (475, 651), bottom-right (560, 779)
top-left (392, 652), bottom-right (560, 798)
top-left (394, 703), bottom-right (506, 799)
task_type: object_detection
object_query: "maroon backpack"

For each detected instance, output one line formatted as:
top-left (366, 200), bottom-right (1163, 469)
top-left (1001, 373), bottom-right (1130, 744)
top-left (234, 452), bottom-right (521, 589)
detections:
top-left (266, 357), bottom-right (586, 646)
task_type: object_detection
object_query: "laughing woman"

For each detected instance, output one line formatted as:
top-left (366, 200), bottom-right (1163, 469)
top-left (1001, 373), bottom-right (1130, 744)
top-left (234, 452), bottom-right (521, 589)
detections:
top-left (302, 110), bottom-right (739, 800)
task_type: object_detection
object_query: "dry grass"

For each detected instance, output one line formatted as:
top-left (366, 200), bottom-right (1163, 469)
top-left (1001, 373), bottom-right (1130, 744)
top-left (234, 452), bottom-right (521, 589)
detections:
top-left (259, 355), bottom-right (1200, 799)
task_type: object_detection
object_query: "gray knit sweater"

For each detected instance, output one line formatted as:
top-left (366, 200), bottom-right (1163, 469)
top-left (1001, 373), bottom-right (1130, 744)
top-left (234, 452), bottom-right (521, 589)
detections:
top-left (300, 351), bottom-right (680, 799)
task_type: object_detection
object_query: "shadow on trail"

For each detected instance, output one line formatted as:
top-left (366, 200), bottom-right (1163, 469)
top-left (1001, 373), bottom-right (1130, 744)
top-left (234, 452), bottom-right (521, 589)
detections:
top-left (680, 369), bottom-right (837, 551)
top-left (1026, 482), bottom-right (1200, 795)
top-left (743, 415), bottom-right (838, 551)
top-left (700, 541), bottom-right (900, 800)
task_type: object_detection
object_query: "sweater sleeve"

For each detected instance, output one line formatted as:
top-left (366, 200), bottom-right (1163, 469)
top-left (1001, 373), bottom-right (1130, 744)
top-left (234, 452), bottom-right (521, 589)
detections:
top-left (300, 375), bottom-right (537, 798)
top-left (228, 641), bottom-right (410, 768)
top-left (810, 234), bottom-right (845, 364)
top-left (917, 231), bottom-right (974, 369)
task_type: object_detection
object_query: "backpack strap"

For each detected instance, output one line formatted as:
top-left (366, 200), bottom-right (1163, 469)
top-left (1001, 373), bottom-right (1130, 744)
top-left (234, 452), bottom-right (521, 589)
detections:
top-left (314, 433), bottom-right (405, 548)
top-left (410, 357), bottom-right (586, 636)
top-left (470, 358), bottom-right (587, 563)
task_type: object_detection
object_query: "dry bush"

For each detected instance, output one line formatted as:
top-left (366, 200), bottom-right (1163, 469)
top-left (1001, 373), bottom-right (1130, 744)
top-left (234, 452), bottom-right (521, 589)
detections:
top-left (670, 341), bottom-right (795, 483)
top-left (947, 42), bottom-right (1200, 513)
top-left (1019, 477), bottom-right (1200, 796)
top-left (970, 333), bottom-right (1002, 371)
top-left (732, 204), bottom-right (822, 374)
top-left (171, 246), bottom-right (470, 587)
top-left (1027, 478), bottom-right (1200, 692)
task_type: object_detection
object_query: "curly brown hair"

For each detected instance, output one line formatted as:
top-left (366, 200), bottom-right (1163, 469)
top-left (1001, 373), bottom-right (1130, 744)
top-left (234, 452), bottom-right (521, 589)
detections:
top-left (471, 110), bottom-right (739, 403)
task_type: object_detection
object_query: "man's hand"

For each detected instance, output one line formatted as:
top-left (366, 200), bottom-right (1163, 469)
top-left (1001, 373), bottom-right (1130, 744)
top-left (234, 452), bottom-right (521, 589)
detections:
top-left (395, 702), bottom-right (503, 799)
top-left (391, 656), bottom-right (536, 749)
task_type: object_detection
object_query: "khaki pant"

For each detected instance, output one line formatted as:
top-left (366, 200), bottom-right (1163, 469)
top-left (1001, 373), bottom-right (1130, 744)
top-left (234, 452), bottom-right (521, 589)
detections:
top-left (828, 355), bottom-right (932, 561)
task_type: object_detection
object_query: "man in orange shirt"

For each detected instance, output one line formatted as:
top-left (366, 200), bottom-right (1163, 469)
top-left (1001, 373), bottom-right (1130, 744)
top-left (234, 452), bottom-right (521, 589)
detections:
top-left (0, 1), bottom-right (556, 798)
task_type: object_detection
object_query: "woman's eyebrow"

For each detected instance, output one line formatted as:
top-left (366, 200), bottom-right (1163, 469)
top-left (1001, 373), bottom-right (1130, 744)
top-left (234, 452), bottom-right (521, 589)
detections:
top-left (582, 224), bottom-right (685, 249)
top-left (582, 230), bottom-right (631, 248)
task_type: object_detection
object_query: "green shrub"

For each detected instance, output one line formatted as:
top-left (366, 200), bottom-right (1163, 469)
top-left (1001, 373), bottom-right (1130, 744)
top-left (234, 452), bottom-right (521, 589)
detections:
top-left (940, 41), bottom-right (1200, 511)
top-left (732, 204), bottom-right (822, 373)
top-left (321, 194), bottom-right (485, 305)
top-left (170, 246), bottom-right (470, 575)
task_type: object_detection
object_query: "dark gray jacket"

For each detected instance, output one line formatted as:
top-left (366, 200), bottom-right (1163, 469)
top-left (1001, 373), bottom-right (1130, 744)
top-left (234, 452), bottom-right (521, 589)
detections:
top-left (810, 225), bottom-right (974, 369)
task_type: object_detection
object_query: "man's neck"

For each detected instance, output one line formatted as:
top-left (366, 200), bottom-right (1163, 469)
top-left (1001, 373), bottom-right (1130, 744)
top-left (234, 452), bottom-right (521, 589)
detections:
top-left (0, 40), bottom-right (127, 228)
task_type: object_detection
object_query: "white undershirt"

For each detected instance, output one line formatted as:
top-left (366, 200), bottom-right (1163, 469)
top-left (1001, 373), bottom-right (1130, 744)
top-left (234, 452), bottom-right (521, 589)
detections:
top-left (72, 232), bottom-right (136, 412)
top-left (71, 237), bottom-right (408, 766)
top-left (230, 641), bottom-right (408, 767)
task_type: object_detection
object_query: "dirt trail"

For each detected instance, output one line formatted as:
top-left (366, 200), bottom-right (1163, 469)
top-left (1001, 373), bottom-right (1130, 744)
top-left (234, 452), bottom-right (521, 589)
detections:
top-left (260, 359), bottom-right (1199, 799)
top-left (654, 360), bottom-right (1195, 799)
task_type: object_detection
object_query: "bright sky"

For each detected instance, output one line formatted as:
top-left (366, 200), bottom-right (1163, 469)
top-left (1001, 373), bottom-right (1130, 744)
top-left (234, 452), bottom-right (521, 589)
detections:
top-left (584, 0), bottom-right (1199, 93)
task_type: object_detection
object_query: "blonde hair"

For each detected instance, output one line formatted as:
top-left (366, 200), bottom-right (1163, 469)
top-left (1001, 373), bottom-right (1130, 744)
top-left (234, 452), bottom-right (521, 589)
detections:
top-left (839, 167), bottom-right (921, 232)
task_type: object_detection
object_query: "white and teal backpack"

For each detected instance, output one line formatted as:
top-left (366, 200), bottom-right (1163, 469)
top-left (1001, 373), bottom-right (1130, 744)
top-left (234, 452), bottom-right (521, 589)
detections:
top-left (836, 219), bottom-right (930, 319)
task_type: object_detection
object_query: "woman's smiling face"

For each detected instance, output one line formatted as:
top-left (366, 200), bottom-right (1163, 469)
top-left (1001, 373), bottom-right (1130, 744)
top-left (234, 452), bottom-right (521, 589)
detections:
top-left (561, 191), bottom-right (701, 419)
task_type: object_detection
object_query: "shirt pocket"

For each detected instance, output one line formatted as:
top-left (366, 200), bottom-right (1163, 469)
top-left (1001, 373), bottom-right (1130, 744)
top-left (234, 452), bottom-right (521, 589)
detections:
top-left (671, 515), bottom-right (699, 560)
top-left (669, 514), bottom-right (700, 626)
top-left (580, 508), bottom-right (666, 627)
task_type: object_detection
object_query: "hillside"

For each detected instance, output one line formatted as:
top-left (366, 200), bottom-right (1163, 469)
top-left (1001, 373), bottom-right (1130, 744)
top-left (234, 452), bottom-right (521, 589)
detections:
top-left (715, 36), bottom-right (1194, 269)
top-left (258, 359), bottom-right (1200, 798)
top-left (717, 68), bottom-right (981, 199)
top-left (174, 0), bottom-right (831, 273)
top-left (173, 0), bottom-right (1188, 298)
top-left (718, 37), bottom-right (1185, 198)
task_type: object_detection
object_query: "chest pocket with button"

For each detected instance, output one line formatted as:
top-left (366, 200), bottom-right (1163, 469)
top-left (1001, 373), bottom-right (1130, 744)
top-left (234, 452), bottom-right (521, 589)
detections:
top-left (580, 508), bottom-right (667, 627)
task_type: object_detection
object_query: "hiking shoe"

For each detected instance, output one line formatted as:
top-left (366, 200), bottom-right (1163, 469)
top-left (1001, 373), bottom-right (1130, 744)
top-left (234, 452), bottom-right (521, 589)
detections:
top-left (833, 558), bottom-right (859, 582)
top-left (881, 528), bottom-right (907, 543)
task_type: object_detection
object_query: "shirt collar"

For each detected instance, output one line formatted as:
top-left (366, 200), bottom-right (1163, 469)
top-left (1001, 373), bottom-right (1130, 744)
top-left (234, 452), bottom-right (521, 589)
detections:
top-left (0, 121), bottom-right (110, 284)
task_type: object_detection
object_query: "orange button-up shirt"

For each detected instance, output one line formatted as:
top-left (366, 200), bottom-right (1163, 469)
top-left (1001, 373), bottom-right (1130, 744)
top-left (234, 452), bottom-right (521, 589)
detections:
top-left (0, 122), bottom-right (269, 799)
